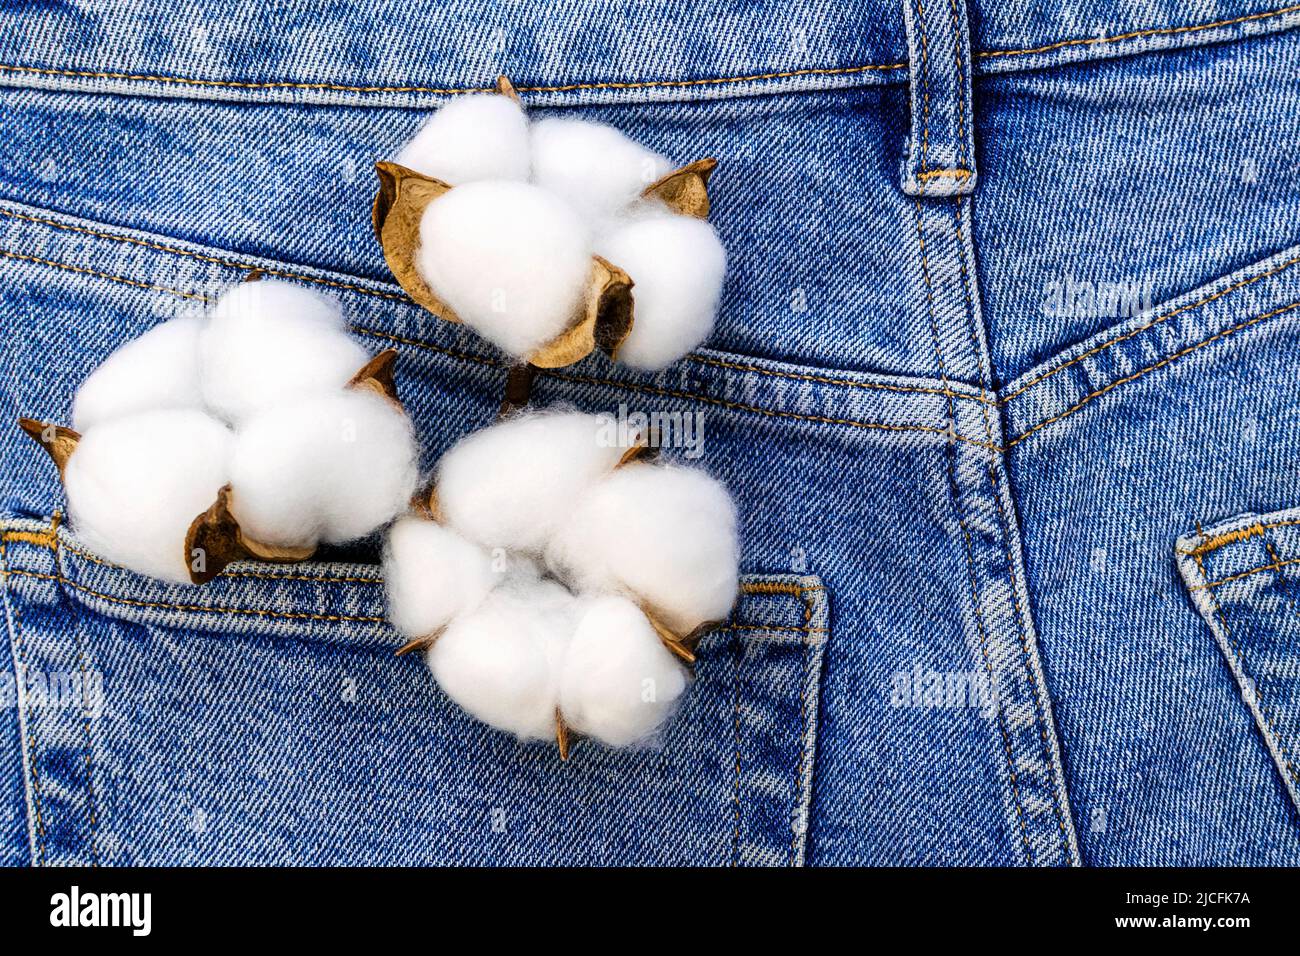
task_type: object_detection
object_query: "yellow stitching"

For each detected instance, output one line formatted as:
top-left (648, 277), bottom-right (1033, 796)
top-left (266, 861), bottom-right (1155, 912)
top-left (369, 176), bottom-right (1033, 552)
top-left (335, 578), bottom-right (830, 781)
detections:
top-left (916, 196), bottom-right (1034, 864)
top-left (914, 0), bottom-right (932, 173)
top-left (0, 61), bottom-right (906, 95)
top-left (8, 526), bottom-right (385, 585)
top-left (0, 249), bottom-right (208, 301)
top-left (0, 208), bottom-right (407, 302)
top-left (0, 530), bottom-right (57, 548)
top-left (1, 4), bottom-right (1294, 99)
top-left (0, 569), bottom-right (388, 624)
top-left (740, 581), bottom-right (825, 595)
top-left (915, 168), bottom-right (973, 180)
top-left (1196, 552), bottom-right (1300, 785)
top-left (1178, 517), bottom-right (1300, 556)
top-left (686, 354), bottom-right (996, 404)
top-left (1001, 254), bottom-right (1300, 405)
top-left (2, 242), bottom-right (1002, 450)
top-left (0, 537), bottom-right (48, 866)
top-left (1192, 555), bottom-right (1300, 590)
top-left (978, 4), bottom-right (1300, 59)
top-left (725, 624), bottom-right (828, 633)
top-left (1009, 300), bottom-right (1300, 447)
top-left (948, 0), bottom-right (970, 172)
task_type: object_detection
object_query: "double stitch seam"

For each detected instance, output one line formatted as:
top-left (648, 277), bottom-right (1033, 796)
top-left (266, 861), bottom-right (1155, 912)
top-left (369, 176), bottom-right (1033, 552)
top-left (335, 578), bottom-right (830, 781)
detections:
top-left (0, 204), bottom-right (994, 406)
top-left (49, 516), bottom-right (100, 866)
top-left (1001, 253), bottom-right (1300, 405)
top-left (1194, 551), bottom-right (1300, 786)
top-left (914, 197), bottom-right (1034, 863)
top-left (0, 537), bottom-right (47, 865)
top-left (953, 199), bottom-right (1073, 863)
top-left (0, 5), bottom-right (1295, 97)
top-left (1, 239), bottom-right (999, 448)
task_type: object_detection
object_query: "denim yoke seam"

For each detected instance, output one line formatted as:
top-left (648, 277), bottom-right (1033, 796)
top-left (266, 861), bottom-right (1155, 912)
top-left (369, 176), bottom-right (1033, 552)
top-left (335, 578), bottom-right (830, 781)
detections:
top-left (0, 206), bottom-right (1005, 451)
top-left (0, 536), bottom-right (47, 866)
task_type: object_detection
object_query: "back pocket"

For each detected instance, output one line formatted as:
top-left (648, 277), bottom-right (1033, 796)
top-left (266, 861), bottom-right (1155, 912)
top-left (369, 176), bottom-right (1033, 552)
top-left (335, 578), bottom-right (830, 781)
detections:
top-left (1176, 508), bottom-right (1300, 815)
top-left (0, 517), bottom-right (828, 866)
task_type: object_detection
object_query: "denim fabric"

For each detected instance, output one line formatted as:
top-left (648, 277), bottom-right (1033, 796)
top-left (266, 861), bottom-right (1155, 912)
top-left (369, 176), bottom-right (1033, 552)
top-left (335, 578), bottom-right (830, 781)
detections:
top-left (2, 1), bottom-right (1300, 865)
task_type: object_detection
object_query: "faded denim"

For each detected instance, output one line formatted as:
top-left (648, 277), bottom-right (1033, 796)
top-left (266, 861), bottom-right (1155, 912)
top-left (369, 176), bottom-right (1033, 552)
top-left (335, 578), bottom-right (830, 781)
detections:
top-left (1, 0), bottom-right (1300, 865)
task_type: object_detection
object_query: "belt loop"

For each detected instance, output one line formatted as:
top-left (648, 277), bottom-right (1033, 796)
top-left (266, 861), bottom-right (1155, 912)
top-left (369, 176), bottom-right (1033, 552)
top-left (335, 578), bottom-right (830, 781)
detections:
top-left (900, 0), bottom-right (977, 196)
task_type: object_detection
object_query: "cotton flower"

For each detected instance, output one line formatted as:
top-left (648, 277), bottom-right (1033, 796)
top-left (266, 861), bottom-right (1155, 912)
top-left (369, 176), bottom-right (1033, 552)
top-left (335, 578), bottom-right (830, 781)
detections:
top-left (63, 409), bottom-right (234, 583)
top-left (378, 83), bottom-right (725, 370)
top-left (385, 407), bottom-right (737, 755)
top-left (25, 280), bottom-right (420, 584)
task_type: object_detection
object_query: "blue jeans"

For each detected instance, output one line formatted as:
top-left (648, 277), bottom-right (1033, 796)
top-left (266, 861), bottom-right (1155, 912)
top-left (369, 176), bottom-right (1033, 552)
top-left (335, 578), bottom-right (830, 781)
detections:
top-left (2, 0), bottom-right (1299, 865)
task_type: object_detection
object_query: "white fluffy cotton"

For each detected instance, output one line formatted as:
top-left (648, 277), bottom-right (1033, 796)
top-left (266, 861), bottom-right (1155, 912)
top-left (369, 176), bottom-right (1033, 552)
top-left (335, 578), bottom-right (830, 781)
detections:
top-left (200, 280), bottom-right (369, 423)
top-left (437, 409), bottom-right (627, 553)
top-left (427, 575), bottom-right (577, 740)
top-left (596, 215), bottom-right (726, 369)
top-left (560, 596), bottom-right (688, 746)
top-left (396, 93), bottom-right (530, 184)
top-left (228, 389), bottom-right (419, 549)
top-left (383, 516), bottom-right (498, 639)
top-left (547, 463), bottom-right (739, 634)
top-left (530, 117), bottom-right (673, 224)
top-left (416, 181), bottom-right (592, 358)
top-left (64, 409), bottom-right (234, 583)
top-left (72, 317), bottom-right (206, 432)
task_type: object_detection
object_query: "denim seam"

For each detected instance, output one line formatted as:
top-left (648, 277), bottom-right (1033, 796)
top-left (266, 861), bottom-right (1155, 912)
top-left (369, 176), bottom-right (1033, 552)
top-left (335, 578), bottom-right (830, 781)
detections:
top-left (914, 196), bottom-right (1034, 864)
top-left (0, 204), bottom-right (998, 407)
top-left (1190, 550), bottom-right (1300, 793)
top-left (0, 4), bottom-right (1296, 99)
top-left (1, 569), bottom-right (391, 625)
top-left (914, 0), bottom-right (932, 173)
top-left (0, 536), bottom-right (47, 866)
top-left (730, 629), bottom-right (742, 868)
top-left (978, 3), bottom-right (1300, 59)
top-left (946, 0), bottom-right (969, 173)
top-left (0, 61), bottom-right (909, 96)
top-left (954, 199), bottom-right (1077, 864)
top-left (1006, 300), bottom-right (1300, 447)
top-left (0, 226), bottom-right (1003, 448)
top-left (50, 517), bottom-right (101, 866)
top-left (1001, 253), bottom-right (1300, 405)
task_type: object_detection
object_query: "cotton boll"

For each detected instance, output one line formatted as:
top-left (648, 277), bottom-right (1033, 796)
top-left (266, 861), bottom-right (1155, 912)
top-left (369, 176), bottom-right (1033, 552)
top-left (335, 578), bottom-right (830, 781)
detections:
top-left (530, 118), bottom-right (674, 223)
top-left (597, 215), bottom-right (726, 370)
top-left (200, 280), bottom-right (369, 423)
top-left (427, 576), bottom-right (577, 740)
top-left (416, 181), bottom-right (592, 358)
top-left (64, 409), bottom-right (234, 583)
top-left (383, 516), bottom-right (498, 639)
top-left (72, 316), bottom-right (207, 432)
top-left (546, 463), bottom-right (739, 634)
top-left (437, 409), bottom-right (628, 553)
top-left (396, 94), bottom-right (530, 184)
top-left (560, 596), bottom-right (688, 747)
top-left (228, 389), bottom-right (419, 549)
